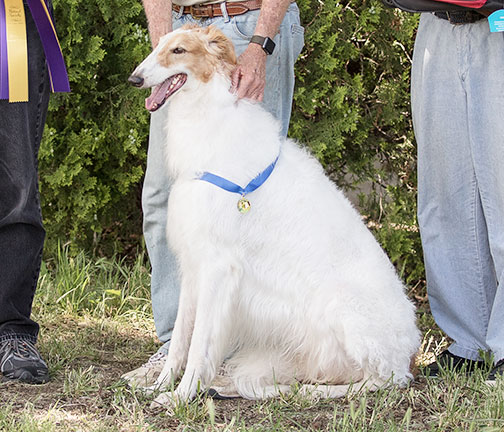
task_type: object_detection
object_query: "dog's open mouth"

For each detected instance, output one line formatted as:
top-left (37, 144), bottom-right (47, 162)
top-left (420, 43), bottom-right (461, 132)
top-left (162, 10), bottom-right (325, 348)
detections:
top-left (145, 73), bottom-right (187, 112)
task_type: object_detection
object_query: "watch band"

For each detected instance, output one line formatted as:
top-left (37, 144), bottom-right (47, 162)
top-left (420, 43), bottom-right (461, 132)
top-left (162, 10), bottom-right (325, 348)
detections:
top-left (249, 35), bottom-right (276, 55)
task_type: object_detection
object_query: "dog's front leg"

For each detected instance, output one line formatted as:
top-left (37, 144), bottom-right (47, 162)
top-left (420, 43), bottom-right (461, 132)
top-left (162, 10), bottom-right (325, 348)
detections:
top-left (153, 258), bottom-right (241, 406)
top-left (154, 271), bottom-right (199, 390)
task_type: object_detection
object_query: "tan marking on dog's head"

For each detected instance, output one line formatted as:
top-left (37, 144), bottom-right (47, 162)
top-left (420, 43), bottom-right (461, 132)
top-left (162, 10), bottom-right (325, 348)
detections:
top-left (157, 25), bottom-right (237, 83)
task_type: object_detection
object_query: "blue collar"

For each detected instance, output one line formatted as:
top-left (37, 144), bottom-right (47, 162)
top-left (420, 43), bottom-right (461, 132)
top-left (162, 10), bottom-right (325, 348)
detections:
top-left (198, 154), bottom-right (279, 198)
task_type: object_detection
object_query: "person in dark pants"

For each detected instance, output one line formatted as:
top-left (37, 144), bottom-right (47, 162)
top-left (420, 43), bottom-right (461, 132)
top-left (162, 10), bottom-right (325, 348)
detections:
top-left (0, 2), bottom-right (51, 384)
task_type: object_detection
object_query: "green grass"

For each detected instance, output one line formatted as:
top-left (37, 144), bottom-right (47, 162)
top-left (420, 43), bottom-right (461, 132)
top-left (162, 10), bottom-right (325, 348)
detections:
top-left (1, 246), bottom-right (504, 431)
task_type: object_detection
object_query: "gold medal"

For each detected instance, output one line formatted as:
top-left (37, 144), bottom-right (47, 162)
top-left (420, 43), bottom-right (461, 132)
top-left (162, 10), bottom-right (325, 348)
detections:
top-left (237, 196), bottom-right (251, 213)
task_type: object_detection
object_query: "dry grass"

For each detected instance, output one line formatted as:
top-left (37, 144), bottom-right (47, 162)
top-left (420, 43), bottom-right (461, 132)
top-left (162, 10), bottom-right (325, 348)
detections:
top-left (1, 248), bottom-right (503, 431)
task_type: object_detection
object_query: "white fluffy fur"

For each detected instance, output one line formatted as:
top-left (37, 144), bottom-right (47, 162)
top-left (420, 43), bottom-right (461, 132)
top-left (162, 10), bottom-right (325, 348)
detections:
top-left (131, 26), bottom-right (420, 405)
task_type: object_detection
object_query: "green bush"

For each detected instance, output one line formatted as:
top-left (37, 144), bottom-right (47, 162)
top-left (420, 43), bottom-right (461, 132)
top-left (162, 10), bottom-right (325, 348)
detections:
top-left (40, 0), bottom-right (423, 283)
top-left (40, 0), bottom-right (151, 255)
top-left (291, 0), bottom-right (422, 283)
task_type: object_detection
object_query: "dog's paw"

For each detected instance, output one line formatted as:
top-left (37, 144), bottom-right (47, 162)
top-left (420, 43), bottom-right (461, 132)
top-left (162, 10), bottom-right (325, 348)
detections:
top-left (299, 383), bottom-right (360, 399)
top-left (149, 385), bottom-right (196, 409)
top-left (298, 384), bottom-right (324, 400)
top-left (150, 391), bottom-right (178, 409)
top-left (139, 383), bottom-right (161, 395)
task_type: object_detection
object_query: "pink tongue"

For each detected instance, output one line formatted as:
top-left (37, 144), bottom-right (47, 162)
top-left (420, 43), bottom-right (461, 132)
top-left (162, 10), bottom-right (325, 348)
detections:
top-left (145, 79), bottom-right (173, 111)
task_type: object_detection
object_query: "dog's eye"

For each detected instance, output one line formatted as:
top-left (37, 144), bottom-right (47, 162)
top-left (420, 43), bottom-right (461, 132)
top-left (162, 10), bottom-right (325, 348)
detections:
top-left (172, 47), bottom-right (186, 54)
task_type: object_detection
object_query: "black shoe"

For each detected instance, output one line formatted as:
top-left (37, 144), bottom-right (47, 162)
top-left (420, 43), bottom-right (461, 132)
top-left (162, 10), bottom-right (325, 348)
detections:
top-left (423, 350), bottom-right (484, 377)
top-left (0, 338), bottom-right (49, 384)
top-left (486, 359), bottom-right (504, 384)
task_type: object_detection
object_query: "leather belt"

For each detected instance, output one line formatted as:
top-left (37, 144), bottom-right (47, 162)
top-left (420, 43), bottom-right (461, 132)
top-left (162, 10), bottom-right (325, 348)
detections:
top-left (173, 0), bottom-right (262, 18)
top-left (434, 10), bottom-right (486, 24)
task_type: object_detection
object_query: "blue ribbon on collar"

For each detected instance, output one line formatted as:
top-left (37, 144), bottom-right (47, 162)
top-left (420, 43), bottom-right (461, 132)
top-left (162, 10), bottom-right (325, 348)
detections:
top-left (198, 154), bottom-right (279, 198)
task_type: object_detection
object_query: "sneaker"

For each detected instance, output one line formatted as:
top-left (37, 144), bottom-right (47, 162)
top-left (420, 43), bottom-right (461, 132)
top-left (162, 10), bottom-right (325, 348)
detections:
top-left (422, 349), bottom-right (484, 377)
top-left (121, 351), bottom-right (168, 388)
top-left (207, 372), bottom-right (240, 400)
top-left (0, 338), bottom-right (49, 384)
top-left (486, 359), bottom-right (504, 385)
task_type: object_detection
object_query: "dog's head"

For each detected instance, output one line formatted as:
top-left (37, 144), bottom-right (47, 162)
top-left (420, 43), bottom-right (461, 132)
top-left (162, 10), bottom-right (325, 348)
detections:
top-left (129, 24), bottom-right (237, 112)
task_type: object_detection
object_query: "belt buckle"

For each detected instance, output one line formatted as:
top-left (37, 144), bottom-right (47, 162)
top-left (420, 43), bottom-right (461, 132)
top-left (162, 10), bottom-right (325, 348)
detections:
top-left (446, 11), bottom-right (461, 25)
top-left (189, 5), bottom-right (203, 19)
top-left (445, 11), bottom-right (457, 24)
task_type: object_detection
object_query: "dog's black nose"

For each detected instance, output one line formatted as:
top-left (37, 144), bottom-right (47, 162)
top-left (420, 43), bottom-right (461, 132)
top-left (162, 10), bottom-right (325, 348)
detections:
top-left (128, 75), bottom-right (144, 87)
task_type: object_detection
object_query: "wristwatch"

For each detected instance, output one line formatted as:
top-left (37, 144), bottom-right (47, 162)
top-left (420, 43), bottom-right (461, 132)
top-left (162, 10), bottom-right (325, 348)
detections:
top-left (249, 35), bottom-right (276, 55)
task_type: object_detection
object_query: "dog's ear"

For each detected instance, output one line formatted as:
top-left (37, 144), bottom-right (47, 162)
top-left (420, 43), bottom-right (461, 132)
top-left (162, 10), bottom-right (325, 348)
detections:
top-left (205, 26), bottom-right (237, 69)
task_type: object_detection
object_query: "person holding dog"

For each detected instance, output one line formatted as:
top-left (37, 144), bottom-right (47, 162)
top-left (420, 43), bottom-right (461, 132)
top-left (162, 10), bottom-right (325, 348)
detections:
top-left (0, 0), bottom-right (69, 383)
top-left (411, 10), bottom-right (504, 380)
top-left (122, 0), bottom-right (304, 387)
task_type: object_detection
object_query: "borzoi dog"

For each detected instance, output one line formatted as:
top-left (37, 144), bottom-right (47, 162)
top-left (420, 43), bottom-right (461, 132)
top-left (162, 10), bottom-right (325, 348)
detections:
top-left (129, 25), bottom-right (420, 406)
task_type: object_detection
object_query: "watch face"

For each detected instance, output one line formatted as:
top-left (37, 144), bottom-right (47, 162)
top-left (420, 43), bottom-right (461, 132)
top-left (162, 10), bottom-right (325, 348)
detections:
top-left (250, 35), bottom-right (276, 55)
top-left (263, 37), bottom-right (275, 55)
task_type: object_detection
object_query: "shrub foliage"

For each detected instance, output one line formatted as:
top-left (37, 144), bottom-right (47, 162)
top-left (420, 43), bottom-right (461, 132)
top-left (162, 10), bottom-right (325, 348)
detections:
top-left (40, 0), bottom-right (151, 255)
top-left (40, 0), bottom-right (423, 282)
top-left (290, 0), bottom-right (422, 283)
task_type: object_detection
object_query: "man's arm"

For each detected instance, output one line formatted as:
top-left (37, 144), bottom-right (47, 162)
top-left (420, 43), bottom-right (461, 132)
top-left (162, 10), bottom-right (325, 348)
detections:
top-left (230, 0), bottom-right (292, 101)
top-left (142, 0), bottom-right (173, 48)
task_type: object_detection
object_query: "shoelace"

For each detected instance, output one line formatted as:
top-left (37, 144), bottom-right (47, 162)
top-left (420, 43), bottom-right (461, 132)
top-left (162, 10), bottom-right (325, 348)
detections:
top-left (0, 339), bottom-right (41, 370)
top-left (142, 351), bottom-right (167, 367)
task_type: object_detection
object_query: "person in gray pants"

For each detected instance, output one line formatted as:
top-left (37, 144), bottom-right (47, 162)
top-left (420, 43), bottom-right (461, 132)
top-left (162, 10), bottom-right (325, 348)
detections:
top-left (412, 11), bottom-right (504, 381)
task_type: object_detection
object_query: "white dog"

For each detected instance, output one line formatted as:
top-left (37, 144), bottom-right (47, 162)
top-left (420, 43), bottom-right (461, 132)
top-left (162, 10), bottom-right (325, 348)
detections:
top-left (129, 25), bottom-right (420, 405)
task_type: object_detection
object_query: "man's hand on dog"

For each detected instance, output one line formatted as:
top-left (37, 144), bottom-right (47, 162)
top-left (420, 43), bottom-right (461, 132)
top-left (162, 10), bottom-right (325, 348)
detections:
top-left (230, 44), bottom-right (267, 102)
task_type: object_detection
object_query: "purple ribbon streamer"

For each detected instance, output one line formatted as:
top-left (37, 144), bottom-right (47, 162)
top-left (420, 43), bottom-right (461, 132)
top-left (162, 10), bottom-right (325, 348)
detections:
top-left (26, 0), bottom-right (70, 93)
top-left (0, 0), bottom-right (70, 100)
top-left (0, 0), bottom-right (8, 99)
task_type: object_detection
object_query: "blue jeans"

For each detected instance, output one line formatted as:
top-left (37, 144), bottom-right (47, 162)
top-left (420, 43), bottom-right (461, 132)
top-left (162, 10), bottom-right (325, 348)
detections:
top-left (412, 13), bottom-right (504, 362)
top-left (143, 4), bottom-right (304, 353)
top-left (0, 3), bottom-right (50, 342)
